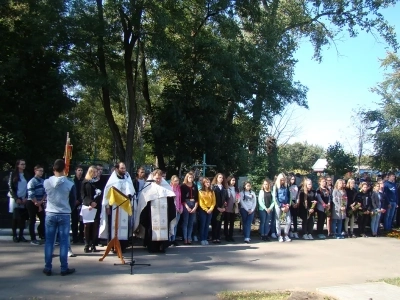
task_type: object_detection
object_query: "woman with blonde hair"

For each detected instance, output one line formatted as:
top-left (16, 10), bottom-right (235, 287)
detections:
top-left (211, 173), bottom-right (229, 243)
top-left (331, 179), bottom-right (347, 239)
top-left (198, 178), bottom-right (216, 245)
top-left (273, 173), bottom-right (291, 242)
top-left (298, 178), bottom-right (317, 240)
top-left (258, 179), bottom-right (274, 241)
top-left (81, 166), bottom-right (102, 252)
top-left (170, 175), bottom-right (183, 246)
top-left (180, 172), bottom-right (199, 245)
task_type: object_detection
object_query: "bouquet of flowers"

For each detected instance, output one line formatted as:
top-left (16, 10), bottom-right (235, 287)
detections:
top-left (348, 202), bottom-right (362, 217)
top-left (280, 203), bottom-right (290, 222)
top-left (341, 195), bottom-right (348, 210)
top-left (307, 201), bottom-right (317, 219)
top-left (324, 203), bottom-right (331, 217)
top-left (216, 201), bottom-right (228, 221)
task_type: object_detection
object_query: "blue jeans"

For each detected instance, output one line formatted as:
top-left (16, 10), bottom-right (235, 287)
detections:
top-left (384, 203), bottom-right (396, 230)
top-left (170, 212), bottom-right (181, 241)
top-left (240, 208), bottom-right (255, 239)
top-left (259, 209), bottom-right (272, 236)
top-left (199, 209), bottom-right (212, 241)
top-left (371, 212), bottom-right (381, 235)
top-left (182, 206), bottom-right (195, 241)
top-left (44, 213), bottom-right (71, 272)
top-left (331, 218), bottom-right (343, 236)
top-left (270, 207), bottom-right (277, 235)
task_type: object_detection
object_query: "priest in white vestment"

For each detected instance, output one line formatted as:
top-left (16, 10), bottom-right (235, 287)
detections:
top-left (134, 169), bottom-right (176, 253)
top-left (99, 162), bottom-right (135, 251)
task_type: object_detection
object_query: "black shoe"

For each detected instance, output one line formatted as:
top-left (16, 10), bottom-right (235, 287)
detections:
top-left (61, 268), bottom-right (75, 276)
top-left (19, 236), bottom-right (28, 242)
top-left (91, 246), bottom-right (99, 253)
top-left (173, 241), bottom-right (179, 246)
top-left (13, 236), bottom-right (19, 243)
top-left (84, 245), bottom-right (90, 253)
top-left (264, 237), bottom-right (270, 241)
top-left (43, 268), bottom-right (52, 276)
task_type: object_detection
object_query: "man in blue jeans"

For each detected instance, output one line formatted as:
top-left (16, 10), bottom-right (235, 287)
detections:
top-left (384, 172), bottom-right (398, 231)
top-left (43, 159), bottom-right (76, 276)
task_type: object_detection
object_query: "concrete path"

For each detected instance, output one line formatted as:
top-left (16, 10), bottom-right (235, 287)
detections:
top-left (318, 282), bottom-right (400, 300)
top-left (1, 236), bottom-right (400, 300)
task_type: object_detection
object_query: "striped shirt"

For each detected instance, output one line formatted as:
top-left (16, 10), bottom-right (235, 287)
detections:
top-left (28, 176), bottom-right (46, 201)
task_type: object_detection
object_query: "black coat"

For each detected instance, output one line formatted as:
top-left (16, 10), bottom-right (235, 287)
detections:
top-left (81, 179), bottom-right (102, 219)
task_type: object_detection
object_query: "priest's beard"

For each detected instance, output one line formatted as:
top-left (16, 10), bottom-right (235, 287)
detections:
top-left (117, 170), bottom-right (126, 177)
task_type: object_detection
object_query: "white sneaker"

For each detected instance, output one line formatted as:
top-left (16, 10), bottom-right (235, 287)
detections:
top-left (307, 234), bottom-right (313, 240)
top-left (278, 236), bottom-right (283, 242)
top-left (293, 232), bottom-right (299, 239)
top-left (303, 234), bottom-right (309, 240)
top-left (271, 233), bottom-right (277, 239)
top-left (289, 231), bottom-right (294, 238)
top-left (205, 240), bottom-right (209, 245)
top-left (284, 236), bottom-right (291, 242)
top-left (200, 240), bottom-right (205, 245)
top-left (193, 236), bottom-right (198, 242)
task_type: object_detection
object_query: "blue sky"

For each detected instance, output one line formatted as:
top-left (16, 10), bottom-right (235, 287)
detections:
top-left (290, 3), bottom-right (400, 154)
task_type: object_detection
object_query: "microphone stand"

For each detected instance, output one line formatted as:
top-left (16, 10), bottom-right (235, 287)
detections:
top-left (113, 182), bottom-right (152, 274)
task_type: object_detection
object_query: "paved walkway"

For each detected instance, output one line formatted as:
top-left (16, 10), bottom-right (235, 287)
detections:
top-left (1, 233), bottom-right (400, 300)
top-left (318, 282), bottom-right (400, 300)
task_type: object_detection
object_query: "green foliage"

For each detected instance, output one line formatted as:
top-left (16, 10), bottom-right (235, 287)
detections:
top-left (278, 142), bottom-right (325, 173)
top-left (0, 1), bottom-right (75, 170)
top-left (326, 142), bottom-right (356, 177)
top-left (365, 52), bottom-right (400, 170)
top-left (1, 0), bottom-right (399, 175)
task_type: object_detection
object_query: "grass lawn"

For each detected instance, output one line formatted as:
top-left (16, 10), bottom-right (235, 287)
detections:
top-left (217, 290), bottom-right (335, 300)
top-left (379, 277), bottom-right (400, 287)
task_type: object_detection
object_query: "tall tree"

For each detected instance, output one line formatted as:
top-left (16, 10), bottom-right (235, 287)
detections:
top-left (365, 52), bottom-right (400, 170)
top-left (326, 142), bottom-right (356, 177)
top-left (0, 1), bottom-right (74, 169)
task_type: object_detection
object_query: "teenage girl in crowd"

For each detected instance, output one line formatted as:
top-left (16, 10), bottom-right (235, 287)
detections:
top-left (8, 159), bottom-right (28, 243)
top-left (81, 166), bottom-right (102, 253)
top-left (345, 179), bottom-right (358, 238)
top-left (211, 173), bottom-right (229, 243)
top-left (239, 181), bottom-right (256, 243)
top-left (332, 179), bottom-right (346, 239)
top-left (371, 180), bottom-right (385, 237)
top-left (273, 173), bottom-right (291, 242)
top-left (316, 177), bottom-right (330, 239)
top-left (356, 182), bottom-right (371, 238)
top-left (288, 175), bottom-right (299, 239)
top-left (198, 178), bottom-right (216, 245)
top-left (225, 176), bottom-right (239, 242)
top-left (180, 172), bottom-right (199, 245)
top-left (258, 179), bottom-right (274, 241)
top-left (170, 175), bottom-right (183, 246)
top-left (298, 178), bottom-right (317, 240)
top-left (326, 176), bottom-right (334, 236)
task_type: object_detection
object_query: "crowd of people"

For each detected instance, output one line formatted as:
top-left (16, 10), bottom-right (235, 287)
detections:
top-left (171, 171), bottom-right (399, 244)
top-left (7, 158), bottom-right (400, 275)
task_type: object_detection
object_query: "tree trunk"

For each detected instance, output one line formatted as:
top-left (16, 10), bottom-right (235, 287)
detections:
top-left (119, 5), bottom-right (143, 172)
top-left (139, 39), bottom-right (166, 170)
top-left (96, 0), bottom-right (125, 162)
